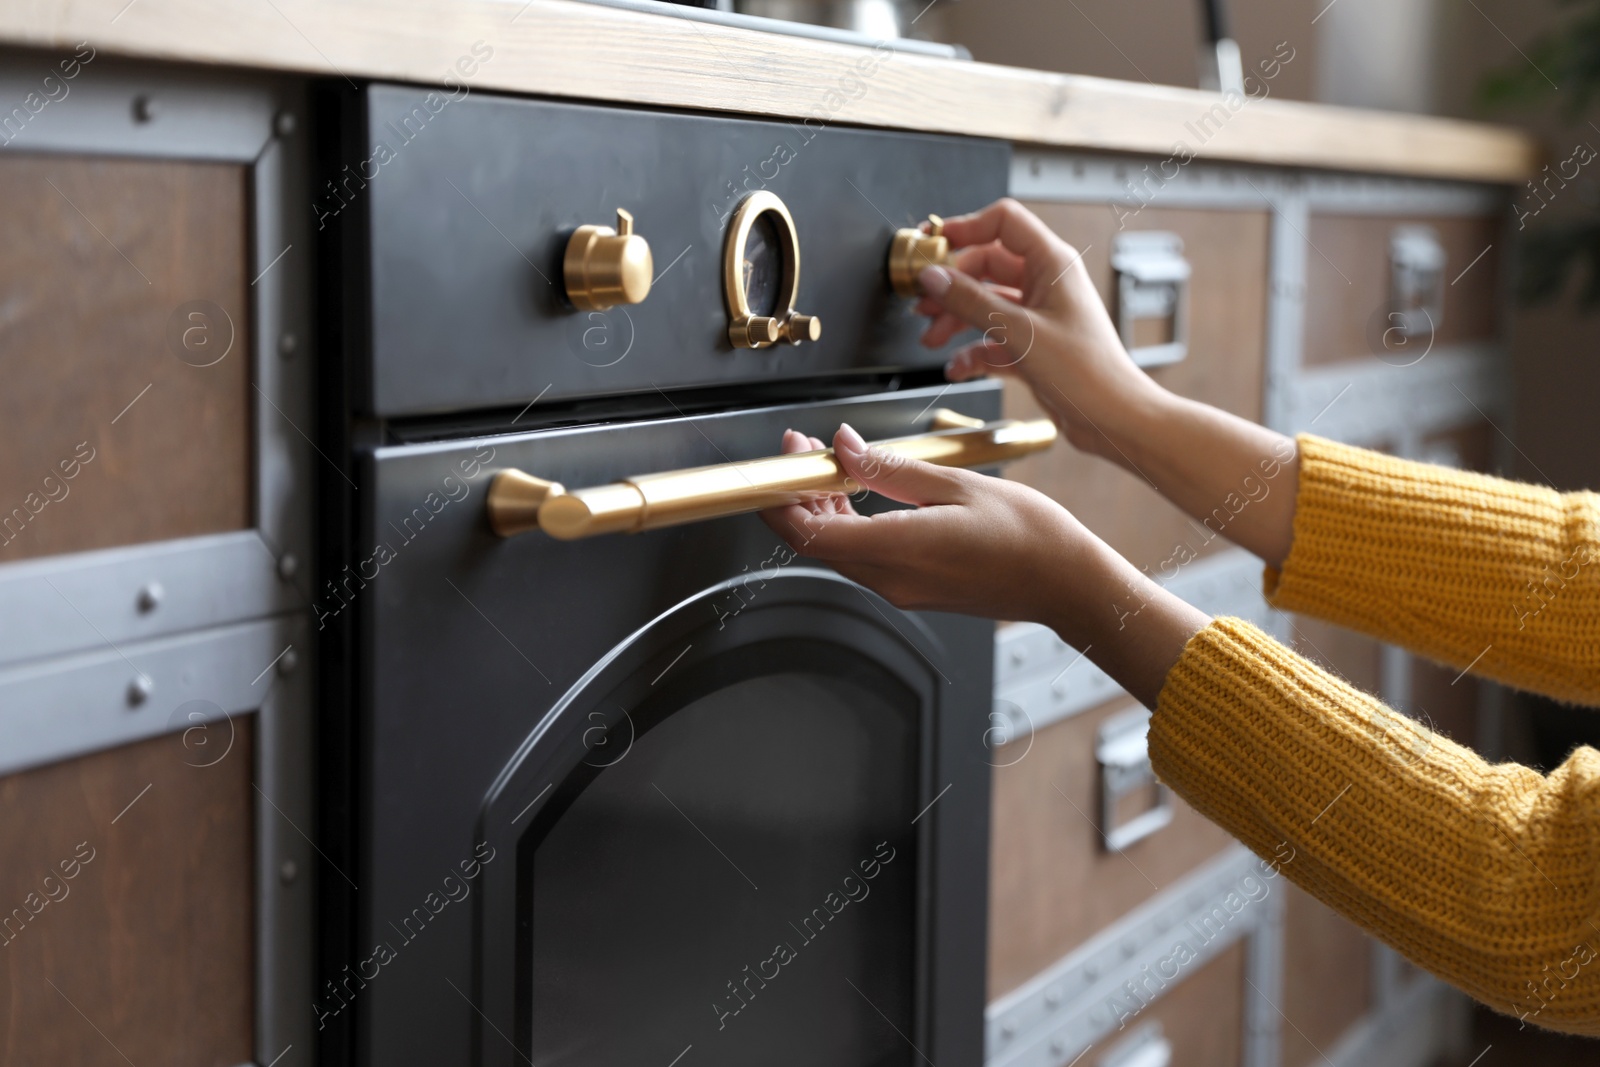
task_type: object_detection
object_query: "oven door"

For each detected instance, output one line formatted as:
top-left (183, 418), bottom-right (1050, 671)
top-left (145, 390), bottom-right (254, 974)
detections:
top-left (353, 381), bottom-right (997, 1067)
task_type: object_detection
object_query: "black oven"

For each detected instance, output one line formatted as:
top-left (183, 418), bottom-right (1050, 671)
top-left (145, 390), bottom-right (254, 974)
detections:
top-left (317, 85), bottom-right (1012, 1067)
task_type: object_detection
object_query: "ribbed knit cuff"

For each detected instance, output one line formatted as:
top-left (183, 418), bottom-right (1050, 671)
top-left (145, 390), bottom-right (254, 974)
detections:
top-left (1151, 617), bottom-right (1600, 1034)
top-left (1266, 434), bottom-right (1600, 705)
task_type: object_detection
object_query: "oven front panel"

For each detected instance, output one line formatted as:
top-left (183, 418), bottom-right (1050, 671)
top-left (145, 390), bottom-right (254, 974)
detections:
top-left (352, 87), bottom-right (1010, 416)
top-left (353, 381), bottom-right (997, 1066)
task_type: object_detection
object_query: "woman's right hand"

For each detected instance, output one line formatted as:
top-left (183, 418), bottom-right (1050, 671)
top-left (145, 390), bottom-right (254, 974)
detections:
top-left (920, 198), bottom-right (1301, 569)
top-left (915, 198), bottom-right (1160, 459)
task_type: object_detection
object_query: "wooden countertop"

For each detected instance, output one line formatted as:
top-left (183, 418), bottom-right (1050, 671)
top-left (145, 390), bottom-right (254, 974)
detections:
top-left (3, 0), bottom-right (1540, 183)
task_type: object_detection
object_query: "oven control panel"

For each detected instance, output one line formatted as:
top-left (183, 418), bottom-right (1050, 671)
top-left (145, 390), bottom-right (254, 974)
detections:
top-left (344, 87), bottom-right (1010, 418)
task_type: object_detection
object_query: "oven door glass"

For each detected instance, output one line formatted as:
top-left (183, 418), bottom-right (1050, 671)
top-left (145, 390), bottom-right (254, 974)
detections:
top-left (527, 638), bottom-right (918, 1066)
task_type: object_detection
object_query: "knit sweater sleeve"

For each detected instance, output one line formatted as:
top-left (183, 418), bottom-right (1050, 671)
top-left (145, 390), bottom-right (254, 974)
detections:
top-left (1149, 618), bottom-right (1600, 1034)
top-left (1266, 434), bottom-right (1600, 705)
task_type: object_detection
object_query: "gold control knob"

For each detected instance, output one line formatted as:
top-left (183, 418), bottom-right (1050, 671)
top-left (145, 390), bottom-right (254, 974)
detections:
top-left (779, 313), bottom-right (822, 345)
top-left (730, 315), bottom-right (781, 348)
top-left (563, 208), bottom-right (653, 311)
top-left (888, 214), bottom-right (950, 297)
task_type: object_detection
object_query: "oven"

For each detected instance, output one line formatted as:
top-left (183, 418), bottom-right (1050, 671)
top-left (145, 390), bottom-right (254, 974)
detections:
top-left (318, 84), bottom-right (1025, 1067)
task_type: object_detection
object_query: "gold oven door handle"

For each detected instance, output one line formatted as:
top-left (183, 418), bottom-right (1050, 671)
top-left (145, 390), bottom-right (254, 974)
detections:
top-left (486, 409), bottom-right (1058, 541)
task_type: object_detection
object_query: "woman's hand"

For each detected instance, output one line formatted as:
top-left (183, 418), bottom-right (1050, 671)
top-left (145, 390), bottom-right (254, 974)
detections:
top-left (759, 424), bottom-right (1210, 706)
top-left (760, 425), bottom-right (1092, 624)
top-left (920, 197), bottom-right (1302, 569)
top-left (915, 198), bottom-right (1159, 458)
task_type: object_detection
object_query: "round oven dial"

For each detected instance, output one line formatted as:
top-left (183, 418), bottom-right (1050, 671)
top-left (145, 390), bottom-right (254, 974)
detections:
top-left (564, 208), bottom-right (653, 311)
top-left (723, 191), bottom-right (821, 349)
top-left (888, 214), bottom-right (949, 297)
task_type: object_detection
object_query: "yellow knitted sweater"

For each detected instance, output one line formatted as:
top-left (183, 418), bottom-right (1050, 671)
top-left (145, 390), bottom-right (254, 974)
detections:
top-left (1149, 434), bottom-right (1600, 1034)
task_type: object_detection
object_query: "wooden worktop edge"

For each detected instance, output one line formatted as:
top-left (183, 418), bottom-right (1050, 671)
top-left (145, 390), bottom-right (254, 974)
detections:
top-left (1, 0), bottom-right (1541, 183)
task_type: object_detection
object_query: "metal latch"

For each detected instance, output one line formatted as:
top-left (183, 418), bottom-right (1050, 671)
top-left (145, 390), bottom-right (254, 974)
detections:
top-left (1389, 225), bottom-right (1445, 338)
top-left (1097, 707), bottom-right (1173, 851)
top-left (1111, 231), bottom-right (1190, 369)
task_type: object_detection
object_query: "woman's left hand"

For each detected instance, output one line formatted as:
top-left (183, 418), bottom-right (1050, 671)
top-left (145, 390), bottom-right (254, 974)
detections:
top-left (759, 423), bottom-right (1210, 707)
top-left (761, 424), bottom-right (1103, 627)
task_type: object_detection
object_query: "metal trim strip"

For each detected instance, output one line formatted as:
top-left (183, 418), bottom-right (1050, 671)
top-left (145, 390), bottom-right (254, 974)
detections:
top-left (0, 531), bottom-right (297, 670)
top-left (0, 615), bottom-right (294, 776)
top-left (986, 845), bottom-right (1286, 1067)
top-left (1012, 152), bottom-right (1505, 215)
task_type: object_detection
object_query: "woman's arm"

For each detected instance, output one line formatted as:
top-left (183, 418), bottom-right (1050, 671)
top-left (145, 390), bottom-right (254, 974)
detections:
top-left (1262, 434), bottom-right (1600, 705)
top-left (921, 198), bottom-right (1600, 704)
top-left (1153, 616), bottom-right (1600, 1036)
top-left (763, 429), bottom-right (1600, 1035)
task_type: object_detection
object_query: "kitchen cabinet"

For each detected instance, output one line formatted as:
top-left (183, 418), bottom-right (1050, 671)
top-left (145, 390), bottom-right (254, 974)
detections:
top-left (0, 53), bottom-right (314, 1067)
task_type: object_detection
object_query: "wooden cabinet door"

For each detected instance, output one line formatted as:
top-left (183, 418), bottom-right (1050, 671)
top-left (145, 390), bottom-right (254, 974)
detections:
top-left (0, 722), bottom-right (256, 1067)
top-left (1302, 213), bottom-right (1502, 367)
top-left (989, 696), bottom-right (1238, 1000)
top-left (0, 153), bottom-right (252, 563)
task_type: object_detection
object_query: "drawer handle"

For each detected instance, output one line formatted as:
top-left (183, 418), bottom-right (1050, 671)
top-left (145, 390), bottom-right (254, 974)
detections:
top-left (1097, 708), bottom-right (1174, 851)
top-left (486, 409), bottom-right (1057, 540)
top-left (1111, 231), bottom-right (1190, 370)
top-left (1390, 225), bottom-right (1445, 340)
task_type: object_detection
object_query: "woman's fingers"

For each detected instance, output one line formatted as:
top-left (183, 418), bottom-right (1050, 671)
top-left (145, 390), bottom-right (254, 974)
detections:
top-left (953, 242), bottom-right (1027, 289)
top-left (919, 282), bottom-right (1025, 349)
top-left (918, 266), bottom-right (1038, 353)
top-left (761, 424), bottom-right (972, 567)
top-left (946, 338), bottom-right (1027, 382)
top-left (775, 429), bottom-right (855, 517)
top-left (940, 198), bottom-right (1068, 269)
top-left (833, 423), bottom-right (969, 508)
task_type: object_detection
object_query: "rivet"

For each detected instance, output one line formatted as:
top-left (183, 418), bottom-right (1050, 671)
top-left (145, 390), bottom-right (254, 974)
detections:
top-left (278, 648), bottom-right (299, 677)
top-left (1084, 961), bottom-right (1100, 980)
top-left (275, 111), bottom-right (297, 137)
top-left (136, 582), bottom-right (163, 614)
top-left (1050, 1038), bottom-right (1065, 1056)
top-left (127, 675), bottom-right (154, 707)
top-left (277, 553), bottom-right (299, 580)
top-left (279, 332), bottom-right (298, 358)
top-left (132, 95), bottom-right (157, 123)
top-left (1044, 987), bottom-right (1061, 1009)
top-left (280, 860), bottom-right (298, 884)
top-left (999, 1024), bottom-right (1014, 1041)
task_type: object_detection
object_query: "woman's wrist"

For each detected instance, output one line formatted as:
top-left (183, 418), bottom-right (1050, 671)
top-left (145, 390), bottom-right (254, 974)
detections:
top-left (1038, 528), bottom-right (1212, 708)
top-left (1086, 370), bottom-right (1179, 471)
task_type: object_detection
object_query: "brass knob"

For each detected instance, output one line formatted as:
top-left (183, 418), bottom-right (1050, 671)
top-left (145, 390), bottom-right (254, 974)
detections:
top-left (730, 315), bottom-right (781, 348)
top-left (887, 214), bottom-right (949, 297)
top-left (779, 313), bottom-right (821, 345)
top-left (563, 208), bottom-right (653, 311)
